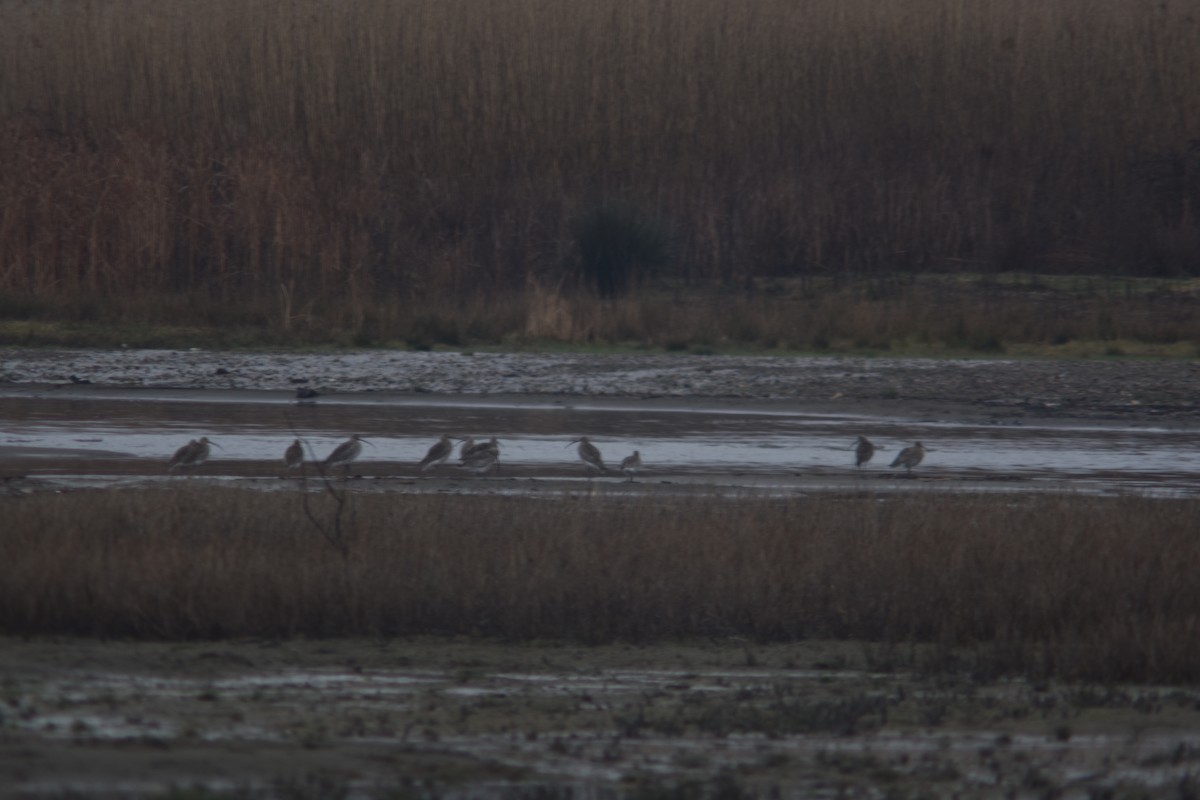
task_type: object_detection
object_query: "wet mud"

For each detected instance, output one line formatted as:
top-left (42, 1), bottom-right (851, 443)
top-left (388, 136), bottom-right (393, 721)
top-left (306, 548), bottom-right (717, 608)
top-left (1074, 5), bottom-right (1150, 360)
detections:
top-left (2, 383), bottom-right (1199, 497)
top-left (3, 638), bottom-right (1200, 799)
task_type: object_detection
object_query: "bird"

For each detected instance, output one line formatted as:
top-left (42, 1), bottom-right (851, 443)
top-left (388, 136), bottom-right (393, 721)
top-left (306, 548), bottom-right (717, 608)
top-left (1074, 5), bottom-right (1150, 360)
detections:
top-left (462, 447), bottom-right (500, 477)
top-left (890, 441), bottom-right (925, 474)
top-left (284, 439), bottom-right (304, 470)
top-left (168, 439), bottom-right (198, 471)
top-left (568, 437), bottom-right (607, 475)
top-left (168, 437), bottom-right (217, 472)
top-left (323, 434), bottom-right (367, 475)
top-left (419, 434), bottom-right (456, 471)
top-left (854, 436), bottom-right (875, 469)
top-left (458, 436), bottom-right (476, 462)
top-left (295, 386), bottom-right (319, 403)
top-left (467, 437), bottom-right (500, 458)
top-left (619, 451), bottom-right (641, 481)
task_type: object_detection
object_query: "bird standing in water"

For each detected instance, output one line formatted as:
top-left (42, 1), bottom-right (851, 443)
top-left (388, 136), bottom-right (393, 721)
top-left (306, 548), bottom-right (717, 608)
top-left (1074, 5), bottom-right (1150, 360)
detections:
top-left (568, 437), bottom-right (607, 475)
top-left (854, 436), bottom-right (875, 469)
top-left (419, 434), bottom-right (457, 472)
top-left (462, 447), bottom-right (500, 477)
top-left (323, 434), bottom-right (367, 477)
top-left (619, 451), bottom-right (642, 481)
top-left (890, 441), bottom-right (925, 474)
top-left (284, 439), bottom-right (304, 470)
top-left (462, 436), bottom-right (499, 460)
top-left (168, 437), bottom-right (218, 473)
top-left (168, 439), bottom-right (198, 472)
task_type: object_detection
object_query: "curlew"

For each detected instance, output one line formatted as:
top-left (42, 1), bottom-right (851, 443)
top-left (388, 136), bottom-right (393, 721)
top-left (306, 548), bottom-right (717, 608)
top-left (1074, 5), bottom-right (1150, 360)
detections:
top-left (419, 434), bottom-right (456, 472)
top-left (323, 434), bottom-right (368, 476)
top-left (168, 439), bottom-right (197, 472)
top-left (890, 441), bottom-right (925, 474)
top-left (568, 437), bottom-right (607, 475)
top-left (619, 450), bottom-right (642, 482)
top-left (168, 436), bottom-right (217, 473)
top-left (462, 447), bottom-right (500, 477)
top-left (284, 439), bottom-right (304, 470)
top-left (475, 437), bottom-right (500, 457)
top-left (458, 436), bottom-right (476, 462)
top-left (854, 436), bottom-right (875, 469)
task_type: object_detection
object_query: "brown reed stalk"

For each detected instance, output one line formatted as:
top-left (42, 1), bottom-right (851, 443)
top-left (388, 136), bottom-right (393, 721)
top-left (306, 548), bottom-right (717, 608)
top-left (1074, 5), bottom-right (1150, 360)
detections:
top-left (1, 489), bottom-right (1198, 682)
top-left (1, 0), bottom-right (1198, 333)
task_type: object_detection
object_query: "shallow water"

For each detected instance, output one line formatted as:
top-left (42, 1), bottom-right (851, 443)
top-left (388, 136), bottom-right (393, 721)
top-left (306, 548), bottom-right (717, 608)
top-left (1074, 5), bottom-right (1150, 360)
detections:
top-left (2, 390), bottom-right (1199, 496)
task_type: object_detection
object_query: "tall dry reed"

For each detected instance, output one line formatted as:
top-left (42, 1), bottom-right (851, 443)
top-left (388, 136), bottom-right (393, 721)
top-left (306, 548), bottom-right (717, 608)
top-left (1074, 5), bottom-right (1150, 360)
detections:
top-left (1, 489), bottom-right (1198, 683)
top-left (1, 0), bottom-right (1199, 336)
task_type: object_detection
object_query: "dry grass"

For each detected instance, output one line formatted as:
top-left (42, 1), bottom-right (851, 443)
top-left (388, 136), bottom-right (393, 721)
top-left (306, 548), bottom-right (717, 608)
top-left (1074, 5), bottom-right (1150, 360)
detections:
top-left (3, 275), bottom-right (1200, 354)
top-left (1, 0), bottom-right (1199, 344)
top-left (2, 488), bottom-right (1199, 683)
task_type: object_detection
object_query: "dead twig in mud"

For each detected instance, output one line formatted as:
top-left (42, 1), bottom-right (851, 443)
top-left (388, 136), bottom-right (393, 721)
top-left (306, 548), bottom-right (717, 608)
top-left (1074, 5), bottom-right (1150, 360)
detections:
top-left (286, 415), bottom-right (355, 562)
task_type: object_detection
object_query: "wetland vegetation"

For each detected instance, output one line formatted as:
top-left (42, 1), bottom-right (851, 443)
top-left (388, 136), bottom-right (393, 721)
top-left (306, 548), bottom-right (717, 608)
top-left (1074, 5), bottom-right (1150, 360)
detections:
top-left (6, 485), bottom-right (1200, 796)
top-left (3, 488), bottom-right (1199, 685)
top-left (2, 1), bottom-right (1200, 351)
top-left (3, 1), bottom-right (1199, 793)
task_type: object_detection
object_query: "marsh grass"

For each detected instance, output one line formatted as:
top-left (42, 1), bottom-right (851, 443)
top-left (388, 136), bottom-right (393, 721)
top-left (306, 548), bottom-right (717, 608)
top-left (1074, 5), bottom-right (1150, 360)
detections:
top-left (1, 0), bottom-right (1199, 345)
top-left (2, 489), bottom-right (1198, 683)
top-left (2, 276), bottom-right (1199, 354)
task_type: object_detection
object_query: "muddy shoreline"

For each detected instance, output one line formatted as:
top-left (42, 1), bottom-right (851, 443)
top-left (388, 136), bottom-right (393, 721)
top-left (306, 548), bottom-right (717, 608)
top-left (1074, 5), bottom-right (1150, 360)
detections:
top-left (3, 346), bottom-right (1199, 426)
top-left (5, 346), bottom-right (1200, 498)
top-left (4, 349), bottom-right (1200, 796)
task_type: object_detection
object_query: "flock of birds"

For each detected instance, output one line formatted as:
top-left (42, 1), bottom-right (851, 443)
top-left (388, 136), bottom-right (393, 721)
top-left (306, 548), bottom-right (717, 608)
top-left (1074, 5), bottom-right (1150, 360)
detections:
top-left (856, 436), bottom-right (925, 473)
top-left (167, 432), bottom-right (925, 480)
top-left (167, 433), bottom-right (644, 480)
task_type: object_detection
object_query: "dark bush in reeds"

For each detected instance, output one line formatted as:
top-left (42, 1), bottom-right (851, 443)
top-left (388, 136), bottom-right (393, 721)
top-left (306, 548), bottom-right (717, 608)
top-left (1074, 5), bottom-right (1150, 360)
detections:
top-left (574, 202), bottom-right (669, 297)
top-left (1, 0), bottom-right (1199, 341)
top-left (2, 489), bottom-right (1198, 683)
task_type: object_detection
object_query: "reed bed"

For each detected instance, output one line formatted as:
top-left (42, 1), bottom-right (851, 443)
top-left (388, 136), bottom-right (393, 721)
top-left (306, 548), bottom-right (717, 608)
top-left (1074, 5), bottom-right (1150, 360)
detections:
top-left (1, 0), bottom-right (1199, 342)
top-left (2, 489), bottom-right (1198, 683)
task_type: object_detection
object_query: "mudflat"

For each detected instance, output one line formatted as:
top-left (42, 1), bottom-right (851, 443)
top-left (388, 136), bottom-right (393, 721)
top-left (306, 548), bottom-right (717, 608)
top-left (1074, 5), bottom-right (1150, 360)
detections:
top-left (3, 349), bottom-right (1200, 797)
top-left (3, 346), bottom-right (1199, 425)
top-left (3, 637), bottom-right (1200, 799)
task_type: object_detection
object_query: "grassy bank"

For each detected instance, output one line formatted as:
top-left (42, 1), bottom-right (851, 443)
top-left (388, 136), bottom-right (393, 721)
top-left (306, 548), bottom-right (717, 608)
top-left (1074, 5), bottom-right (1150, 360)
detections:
top-left (3, 488), bottom-right (1198, 683)
top-left (1, 0), bottom-right (1199, 337)
top-left (3, 274), bottom-right (1200, 355)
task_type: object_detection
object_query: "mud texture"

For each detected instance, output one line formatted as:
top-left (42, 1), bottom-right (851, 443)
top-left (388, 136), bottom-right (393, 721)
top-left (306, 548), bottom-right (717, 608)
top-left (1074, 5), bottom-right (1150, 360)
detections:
top-left (3, 638), bottom-right (1200, 799)
top-left (3, 347), bottom-right (1199, 425)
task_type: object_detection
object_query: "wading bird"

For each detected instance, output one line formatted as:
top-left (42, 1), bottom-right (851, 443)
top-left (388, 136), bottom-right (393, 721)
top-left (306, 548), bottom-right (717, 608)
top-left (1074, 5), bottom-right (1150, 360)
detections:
top-left (477, 437), bottom-right (501, 457)
top-left (324, 434), bottom-right (368, 476)
top-left (619, 450), bottom-right (642, 482)
top-left (890, 441), bottom-right (925, 474)
top-left (462, 447), bottom-right (500, 477)
top-left (568, 437), bottom-right (607, 475)
top-left (168, 437), bottom-right (218, 473)
top-left (284, 439), bottom-right (304, 470)
top-left (419, 434), bottom-right (456, 471)
top-left (458, 436), bottom-right (476, 462)
top-left (854, 436), bottom-right (875, 469)
top-left (168, 439), bottom-right (197, 472)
